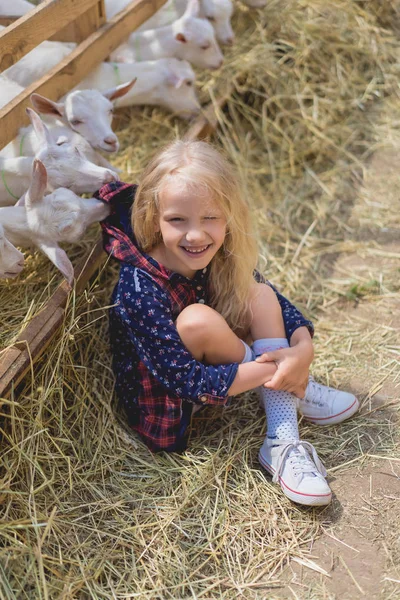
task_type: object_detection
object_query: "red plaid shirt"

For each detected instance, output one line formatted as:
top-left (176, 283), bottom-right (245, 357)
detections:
top-left (96, 182), bottom-right (313, 452)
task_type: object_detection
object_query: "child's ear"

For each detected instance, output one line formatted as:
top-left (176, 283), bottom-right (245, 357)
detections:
top-left (153, 218), bottom-right (160, 233)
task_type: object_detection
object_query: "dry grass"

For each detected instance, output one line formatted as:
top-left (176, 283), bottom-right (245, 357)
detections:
top-left (1, 0), bottom-right (400, 597)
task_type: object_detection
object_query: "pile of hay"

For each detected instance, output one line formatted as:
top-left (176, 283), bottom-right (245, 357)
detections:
top-left (1, 1), bottom-right (399, 597)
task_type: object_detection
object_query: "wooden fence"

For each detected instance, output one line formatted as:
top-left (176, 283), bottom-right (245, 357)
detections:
top-left (0, 0), bottom-right (168, 149)
top-left (0, 0), bottom-right (227, 398)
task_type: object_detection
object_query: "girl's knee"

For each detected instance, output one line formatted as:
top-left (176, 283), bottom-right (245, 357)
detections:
top-left (176, 303), bottom-right (227, 341)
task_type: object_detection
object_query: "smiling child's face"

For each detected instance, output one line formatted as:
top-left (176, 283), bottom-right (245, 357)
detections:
top-left (151, 179), bottom-right (227, 279)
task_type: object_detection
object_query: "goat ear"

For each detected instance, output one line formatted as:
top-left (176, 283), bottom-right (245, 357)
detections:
top-left (103, 78), bottom-right (137, 102)
top-left (38, 242), bottom-right (74, 286)
top-left (26, 159), bottom-right (47, 206)
top-left (175, 32), bottom-right (187, 43)
top-left (166, 71), bottom-right (185, 89)
top-left (184, 0), bottom-right (200, 18)
top-left (30, 93), bottom-right (65, 118)
top-left (56, 135), bottom-right (69, 146)
top-left (26, 108), bottom-right (53, 146)
top-left (57, 217), bottom-right (75, 236)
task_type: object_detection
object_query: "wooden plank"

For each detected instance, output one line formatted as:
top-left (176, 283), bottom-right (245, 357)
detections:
top-left (184, 89), bottom-right (231, 142)
top-left (0, 0), bottom-right (101, 72)
top-left (0, 14), bottom-right (104, 43)
top-left (0, 0), bottom-right (168, 150)
top-left (0, 348), bottom-right (21, 381)
top-left (0, 17), bottom-right (18, 27)
top-left (71, 1), bottom-right (106, 43)
top-left (0, 240), bottom-right (106, 398)
top-left (0, 308), bottom-right (66, 397)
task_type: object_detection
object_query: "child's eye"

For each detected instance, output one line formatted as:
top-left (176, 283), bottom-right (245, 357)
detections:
top-left (168, 217), bottom-right (183, 222)
top-left (204, 216), bottom-right (218, 220)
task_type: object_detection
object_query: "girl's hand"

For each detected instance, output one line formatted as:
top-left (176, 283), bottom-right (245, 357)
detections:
top-left (255, 340), bottom-right (314, 398)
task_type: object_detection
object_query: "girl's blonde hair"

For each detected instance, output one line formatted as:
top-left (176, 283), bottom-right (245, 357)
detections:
top-left (132, 140), bottom-right (259, 334)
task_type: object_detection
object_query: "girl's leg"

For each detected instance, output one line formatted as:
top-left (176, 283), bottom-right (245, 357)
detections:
top-left (176, 303), bottom-right (248, 364)
top-left (248, 283), bottom-right (331, 506)
top-left (247, 283), bottom-right (300, 441)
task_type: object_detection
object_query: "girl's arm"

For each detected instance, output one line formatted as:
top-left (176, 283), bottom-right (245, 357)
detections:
top-left (227, 361), bottom-right (277, 396)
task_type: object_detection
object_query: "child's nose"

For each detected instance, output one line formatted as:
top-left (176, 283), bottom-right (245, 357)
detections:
top-left (186, 228), bottom-right (206, 243)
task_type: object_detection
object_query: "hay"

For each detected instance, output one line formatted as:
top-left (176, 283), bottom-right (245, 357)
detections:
top-left (1, 0), bottom-right (400, 597)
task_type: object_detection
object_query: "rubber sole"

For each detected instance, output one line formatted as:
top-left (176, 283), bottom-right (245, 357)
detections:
top-left (301, 397), bottom-right (360, 426)
top-left (258, 451), bottom-right (332, 506)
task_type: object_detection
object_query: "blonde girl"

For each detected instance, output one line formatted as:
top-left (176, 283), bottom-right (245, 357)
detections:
top-left (97, 140), bottom-right (359, 507)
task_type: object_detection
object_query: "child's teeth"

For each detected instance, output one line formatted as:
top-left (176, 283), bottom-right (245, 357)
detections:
top-left (186, 246), bottom-right (207, 253)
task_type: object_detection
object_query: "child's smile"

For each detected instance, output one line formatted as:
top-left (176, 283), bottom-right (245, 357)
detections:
top-left (150, 180), bottom-right (227, 278)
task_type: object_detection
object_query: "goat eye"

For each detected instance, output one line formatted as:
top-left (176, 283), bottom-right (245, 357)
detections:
top-left (207, 15), bottom-right (215, 22)
top-left (70, 119), bottom-right (83, 127)
top-left (186, 80), bottom-right (193, 87)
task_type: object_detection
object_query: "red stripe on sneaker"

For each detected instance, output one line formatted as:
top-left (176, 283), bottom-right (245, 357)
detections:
top-left (258, 454), bottom-right (332, 499)
top-left (305, 398), bottom-right (358, 421)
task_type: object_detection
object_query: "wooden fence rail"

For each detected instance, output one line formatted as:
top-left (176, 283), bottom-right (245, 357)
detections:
top-left (0, 0), bottom-right (105, 72)
top-left (0, 0), bottom-right (167, 149)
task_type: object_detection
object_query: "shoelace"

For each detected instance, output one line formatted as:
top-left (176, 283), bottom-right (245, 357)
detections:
top-left (268, 438), bottom-right (327, 484)
top-left (305, 376), bottom-right (333, 406)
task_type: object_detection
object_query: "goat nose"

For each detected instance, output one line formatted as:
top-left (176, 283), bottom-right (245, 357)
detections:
top-left (104, 136), bottom-right (118, 146)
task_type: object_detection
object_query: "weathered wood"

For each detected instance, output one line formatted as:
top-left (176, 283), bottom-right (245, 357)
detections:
top-left (0, 9), bottom-right (106, 43)
top-left (184, 89), bottom-right (232, 142)
top-left (0, 0), bottom-right (101, 72)
top-left (0, 0), bottom-right (167, 150)
top-left (0, 308), bottom-right (66, 397)
top-left (0, 17), bottom-right (18, 27)
top-left (0, 96), bottom-right (230, 399)
top-left (0, 240), bottom-right (105, 398)
top-left (71, 1), bottom-right (106, 43)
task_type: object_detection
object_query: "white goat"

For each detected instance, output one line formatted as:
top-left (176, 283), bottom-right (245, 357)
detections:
top-left (0, 109), bottom-right (117, 207)
top-left (31, 80), bottom-right (135, 153)
top-left (105, 0), bottom-right (234, 45)
top-left (0, 159), bottom-right (110, 284)
top-left (0, 223), bottom-right (24, 279)
top-left (74, 59), bottom-right (200, 119)
top-left (0, 82), bottom-right (135, 162)
top-left (0, 0), bottom-right (33, 15)
top-left (110, 0), bottom-right (223, 70)
top-left (0, 75), bottom-right (24, 110)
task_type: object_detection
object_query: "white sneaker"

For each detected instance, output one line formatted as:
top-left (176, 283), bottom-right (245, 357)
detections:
top-left (258, 438), bottom-right (332, 506)
top-left (299, 377), bottom-right (359, 426)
